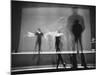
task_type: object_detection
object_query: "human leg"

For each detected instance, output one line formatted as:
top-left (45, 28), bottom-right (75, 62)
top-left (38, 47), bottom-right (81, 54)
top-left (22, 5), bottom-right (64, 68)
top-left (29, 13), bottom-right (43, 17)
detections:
top-left (79, 36), bottom-right (87, 68)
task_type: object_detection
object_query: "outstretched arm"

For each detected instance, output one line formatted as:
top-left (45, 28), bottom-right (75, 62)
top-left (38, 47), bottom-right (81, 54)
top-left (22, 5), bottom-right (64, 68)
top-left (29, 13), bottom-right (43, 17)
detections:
top-left (27, 32), bottom-right (35, 37)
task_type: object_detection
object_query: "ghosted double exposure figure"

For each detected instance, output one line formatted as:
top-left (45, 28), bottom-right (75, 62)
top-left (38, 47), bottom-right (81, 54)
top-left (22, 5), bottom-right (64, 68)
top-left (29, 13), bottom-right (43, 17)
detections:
top-left (67, 7), bottom-right (87, 69)
top-left (55, 31), bottom-right (66, 69)
top-left (71, 20), bottom-right (87, 68)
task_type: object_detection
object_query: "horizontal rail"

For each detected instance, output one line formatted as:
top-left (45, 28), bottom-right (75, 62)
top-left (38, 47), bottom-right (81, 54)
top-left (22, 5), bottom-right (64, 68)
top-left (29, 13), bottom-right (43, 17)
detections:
top-left (12, 50), bottom-right (96, 54)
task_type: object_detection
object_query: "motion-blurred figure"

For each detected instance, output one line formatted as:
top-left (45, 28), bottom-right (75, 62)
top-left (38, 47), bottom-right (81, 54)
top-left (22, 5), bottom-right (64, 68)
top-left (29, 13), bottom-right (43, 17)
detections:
top-left (34, 28), bottom-right (43, 54)
top-left (67, 7), bottom-right (87, 69)
top-left (34, 28), bottom-right (43, 65)
top-left (55, 31), bottom-right (66, 69)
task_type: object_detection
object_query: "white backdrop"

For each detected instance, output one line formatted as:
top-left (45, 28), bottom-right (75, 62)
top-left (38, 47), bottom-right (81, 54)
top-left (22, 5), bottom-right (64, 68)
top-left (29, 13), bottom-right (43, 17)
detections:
top-left (19, 7), bottom-right (91, 52)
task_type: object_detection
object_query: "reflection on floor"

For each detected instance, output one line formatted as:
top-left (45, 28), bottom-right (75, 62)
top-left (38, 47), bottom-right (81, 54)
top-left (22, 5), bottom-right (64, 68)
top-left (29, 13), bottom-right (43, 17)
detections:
top-left (11, 64), bottom-right (95, 74)
top-left (11, 50), bottom-right (96, 74)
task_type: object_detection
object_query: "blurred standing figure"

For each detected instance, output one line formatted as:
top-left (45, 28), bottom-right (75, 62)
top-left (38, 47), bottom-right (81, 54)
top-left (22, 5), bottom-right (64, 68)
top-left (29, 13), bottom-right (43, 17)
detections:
top-left (55, 31), bottom-right (66, 69)
top-left (35, 28), bottom-right (43, 54)
top-left (67, 7), bottom-right (87, 69)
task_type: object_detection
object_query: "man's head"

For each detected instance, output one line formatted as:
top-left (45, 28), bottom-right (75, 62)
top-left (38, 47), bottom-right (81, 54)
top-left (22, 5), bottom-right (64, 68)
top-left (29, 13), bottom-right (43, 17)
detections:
top-left (57, 30), bottom-right (61, 33)
top-left (37, 28), bottom-right (41, 32)
top-left (72, 6), bottom-right (79, 14)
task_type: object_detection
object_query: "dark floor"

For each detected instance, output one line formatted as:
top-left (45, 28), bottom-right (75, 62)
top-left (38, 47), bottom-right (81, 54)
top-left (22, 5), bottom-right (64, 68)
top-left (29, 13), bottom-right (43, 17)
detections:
top-left (11, 52), bottom-right (96, 74)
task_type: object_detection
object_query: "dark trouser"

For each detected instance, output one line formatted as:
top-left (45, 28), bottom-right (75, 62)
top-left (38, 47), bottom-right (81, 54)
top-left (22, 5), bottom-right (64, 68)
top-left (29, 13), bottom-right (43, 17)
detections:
top-left (70, 53), bottom-right (87, 68)
top-left (57, 54), bottom-right (66, 69)
top-left (34, 40), bottom-right (41, 65)
top-left (80, 53), bottom-right (87, 68)
top-left (71, 35), bottom-right (87, 68)
top-left (78, 36), bottom-right (87, 68)
top-left (70, 54), bottom-right (77, 68)
top-left (35, 40), bottom-right (41, 53)
top-left (56, 47), bottom-right (66, 69)
top-left (55, 40), bottom-right (66, 69)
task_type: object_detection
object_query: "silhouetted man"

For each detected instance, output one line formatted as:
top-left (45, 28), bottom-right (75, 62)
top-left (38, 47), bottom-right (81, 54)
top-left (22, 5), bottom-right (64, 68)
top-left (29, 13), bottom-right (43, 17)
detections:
top-left (35, 28), bottom-right (43, 54)
top-left (55, 31), bottom-right (66, 69)
top-left (72, 20), bottom-right (83, 43)
top-left (71, 20), bottom-right (87, 69)
top-left (67, 7), bottom-right (87, 69)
